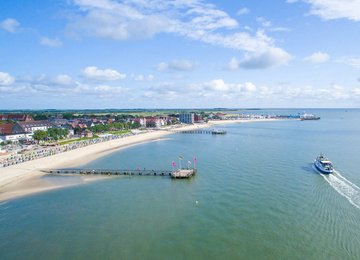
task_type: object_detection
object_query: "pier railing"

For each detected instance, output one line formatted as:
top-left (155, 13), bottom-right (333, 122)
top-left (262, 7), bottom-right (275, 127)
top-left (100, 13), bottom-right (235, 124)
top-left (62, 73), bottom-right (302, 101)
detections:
top-left (42, 168), bottom-right (196, 178)
top-left (169, 129), bottom-right (226, 135)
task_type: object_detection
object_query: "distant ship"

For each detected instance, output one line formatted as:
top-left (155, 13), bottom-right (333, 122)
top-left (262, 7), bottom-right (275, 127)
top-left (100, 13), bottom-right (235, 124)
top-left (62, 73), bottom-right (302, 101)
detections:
top-left (314, 154), bottom-right (334, 174)
top-left (300, 112), bottom-right (320, 120)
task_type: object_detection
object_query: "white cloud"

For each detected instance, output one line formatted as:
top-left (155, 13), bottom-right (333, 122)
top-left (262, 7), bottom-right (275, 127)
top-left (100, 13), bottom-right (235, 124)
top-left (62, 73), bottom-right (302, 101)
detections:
top-left (82, 66), bottom-right (126, 81)
top-left (237, 8), bottom-right (250, 15)
top-left (226, 57), bottom-right (240, 70)
top-left (17, 74), bottom-right (75, 87)
top-left (201, 79), bottom-right (257, 93)
top-left (146, 79), bottom-right (360, 103)
top-left (256, 17), bottom-right (272, 28)
top-left (3, 72), bottom-right (360, 106)
top-left (304, 52), bottom-right (330, 63)
top-left (287, 0), bottom-right (360, 21)
top-left (40, 37), bottom-right (63, 47)
top-left (0, 72), bottom-right (15, 86)
top-left (133, 74), bottom-right (155, 81)
top-left (256, 17), bottom-right (289, 32)
top-left (144, 79), bottom-right (258, 101)
top-left (0, 18), bottom-right (20, 33)
top-left (352, 88), bottom-right (360, 95)
top-left (237, 48), bottom-right (291, 69)
top-left (337, 57), bottom-right (360, 68)
top-left (157, 60), bottom-right (195, 72)
top-left (94, 84), bottom-right (126, 93)
top-left (54, 74), bottom-right (74, 85)
top-left (68, 0), bottom-right (290, 69)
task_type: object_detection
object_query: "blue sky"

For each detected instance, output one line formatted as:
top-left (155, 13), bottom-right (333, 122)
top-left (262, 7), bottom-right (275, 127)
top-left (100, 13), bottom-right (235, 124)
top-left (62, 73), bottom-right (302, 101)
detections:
top-left (1, 0), bottom-right (360, 109)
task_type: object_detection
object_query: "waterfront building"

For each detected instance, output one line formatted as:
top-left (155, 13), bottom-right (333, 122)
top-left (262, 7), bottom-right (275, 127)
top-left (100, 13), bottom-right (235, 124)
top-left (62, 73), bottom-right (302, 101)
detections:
top-left (0, 123), bottom-right (27, 143)
top-left (14, 121), bottom-right (53, 139)
top-left (145, 117), bottom-right (165, 128)
top-left (194, 114), bottom-right (203, 123)
top-left (179, 113), bottom-right (194, 124)
top-left (133, 118), bottom-right (147, 127)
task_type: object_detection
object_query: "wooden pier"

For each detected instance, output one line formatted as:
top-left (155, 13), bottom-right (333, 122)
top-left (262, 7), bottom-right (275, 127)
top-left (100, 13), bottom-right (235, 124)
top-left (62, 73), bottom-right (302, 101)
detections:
top-left (173, 129), bottom-right (226, 135)
top-left (43, 168), bottom-right (196, 179)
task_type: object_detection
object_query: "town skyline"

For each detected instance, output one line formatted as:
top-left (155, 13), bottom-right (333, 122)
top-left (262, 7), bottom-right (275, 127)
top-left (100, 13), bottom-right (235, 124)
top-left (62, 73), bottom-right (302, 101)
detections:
top-left (1, 0), bottom-right (360, 109)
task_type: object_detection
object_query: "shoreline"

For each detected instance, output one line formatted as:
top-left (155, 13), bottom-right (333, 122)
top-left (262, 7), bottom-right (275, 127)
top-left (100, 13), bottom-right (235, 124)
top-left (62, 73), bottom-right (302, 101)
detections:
top-left (0, 118), bottom-right (286, 202)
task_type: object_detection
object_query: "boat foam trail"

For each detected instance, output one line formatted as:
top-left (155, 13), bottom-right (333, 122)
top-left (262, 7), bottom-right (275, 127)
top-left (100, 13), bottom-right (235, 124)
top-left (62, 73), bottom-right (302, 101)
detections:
top-left (319, 169), bottom-right (360, 209)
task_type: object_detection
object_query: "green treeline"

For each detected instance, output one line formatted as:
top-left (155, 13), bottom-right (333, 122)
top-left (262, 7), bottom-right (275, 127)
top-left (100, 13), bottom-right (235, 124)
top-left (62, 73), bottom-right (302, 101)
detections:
top-left (33, 128), bottom-right (69, 141)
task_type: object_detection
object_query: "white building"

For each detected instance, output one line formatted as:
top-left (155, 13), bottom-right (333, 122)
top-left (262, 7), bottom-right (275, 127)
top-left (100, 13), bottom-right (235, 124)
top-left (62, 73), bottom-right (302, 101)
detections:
top-left (0, 123), bottom-right (27, 143)
top-left (14, 121), bottom-right (53, 139)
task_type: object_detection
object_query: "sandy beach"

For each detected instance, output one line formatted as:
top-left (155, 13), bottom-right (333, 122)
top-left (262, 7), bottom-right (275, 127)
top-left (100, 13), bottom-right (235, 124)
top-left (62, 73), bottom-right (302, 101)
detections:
top-left (0, 119), bottom-right (282, 202)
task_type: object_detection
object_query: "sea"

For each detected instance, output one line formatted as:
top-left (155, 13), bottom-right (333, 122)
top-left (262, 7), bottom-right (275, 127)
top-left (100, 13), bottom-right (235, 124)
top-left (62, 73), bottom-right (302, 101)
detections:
top-left (1, 109), bottom-right (360, 259)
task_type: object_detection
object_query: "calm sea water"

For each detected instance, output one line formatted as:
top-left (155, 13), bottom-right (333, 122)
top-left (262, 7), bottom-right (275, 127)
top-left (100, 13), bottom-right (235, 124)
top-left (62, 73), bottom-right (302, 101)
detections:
top-left (1, 109), bottom-right (360, 259)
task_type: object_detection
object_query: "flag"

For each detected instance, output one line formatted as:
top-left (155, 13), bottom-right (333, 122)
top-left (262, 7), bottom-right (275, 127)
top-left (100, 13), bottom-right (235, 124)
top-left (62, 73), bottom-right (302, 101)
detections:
top-left (193, 156), bottom-right (197, 164)
top-left (188, 160), bottom-right (191, 165)
top-left (179, 155), bottom-right (183, 160)
top-left (172, 161), bottom-right (176, 167)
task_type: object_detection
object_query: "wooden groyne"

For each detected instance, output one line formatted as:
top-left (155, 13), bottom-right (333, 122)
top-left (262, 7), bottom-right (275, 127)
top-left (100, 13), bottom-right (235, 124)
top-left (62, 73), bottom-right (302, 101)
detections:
top-left (43, 168), bottom-right (196, 179)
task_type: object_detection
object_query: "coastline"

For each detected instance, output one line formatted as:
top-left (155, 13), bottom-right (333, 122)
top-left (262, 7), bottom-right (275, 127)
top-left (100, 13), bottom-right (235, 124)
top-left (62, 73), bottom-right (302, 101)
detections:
top-left (0, 118), bottom-right (284, 202)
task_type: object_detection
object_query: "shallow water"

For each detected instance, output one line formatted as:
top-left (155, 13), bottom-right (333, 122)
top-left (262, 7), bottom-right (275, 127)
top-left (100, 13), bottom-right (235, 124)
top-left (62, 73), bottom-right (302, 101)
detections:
top-left (1, 109), bottom-right (360, 259)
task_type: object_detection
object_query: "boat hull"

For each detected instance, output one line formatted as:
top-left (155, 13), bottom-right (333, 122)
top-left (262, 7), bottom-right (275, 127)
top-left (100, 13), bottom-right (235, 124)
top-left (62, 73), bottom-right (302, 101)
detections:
top-left (314, 161), bottom-right (333, 174)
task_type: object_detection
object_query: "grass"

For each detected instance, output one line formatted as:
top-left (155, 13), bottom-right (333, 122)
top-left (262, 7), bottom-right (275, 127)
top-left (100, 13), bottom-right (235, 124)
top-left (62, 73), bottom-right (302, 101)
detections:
top-left (58, 136), bottom-right (98, 145)
top-left (106, 130), bottom-right (130, 135)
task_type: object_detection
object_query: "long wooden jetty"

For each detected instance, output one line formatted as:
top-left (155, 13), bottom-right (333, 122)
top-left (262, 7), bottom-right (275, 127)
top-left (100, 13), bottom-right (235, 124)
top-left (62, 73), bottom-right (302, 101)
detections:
top-left (42, 168), bottom-right (196, 179)
top-left (172, 129), bottom-right (226, 135)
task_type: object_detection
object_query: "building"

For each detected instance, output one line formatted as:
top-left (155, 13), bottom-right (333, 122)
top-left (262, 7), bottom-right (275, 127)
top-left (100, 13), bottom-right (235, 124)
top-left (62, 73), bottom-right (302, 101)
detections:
top-left (133, 118), bottom-right (146, 127)
top-left (194, 114), bottom-right (203, 123)
top-left (48, 117), bottom-right (68, 126)
top-left (0, 123), bottom-right (27, 143)
top-left (0, 114), bottom-right (34, 122)
top-left (64, 124), bottom-right (75, 137)
top-left (179, 113), bottom-right (194, 124)
top-left (145, 117), bottom-right (165, 128)
top-left (80, 129), bottom-right (93, 138)
top-left (14, 120), bottom-right (53, 139)
top-left (215, 113), bottom-right (227, 120)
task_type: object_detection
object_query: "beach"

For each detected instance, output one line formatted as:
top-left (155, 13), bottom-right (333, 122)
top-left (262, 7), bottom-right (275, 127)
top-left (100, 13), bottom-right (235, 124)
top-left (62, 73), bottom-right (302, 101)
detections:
top-left (0, 119), bottom-right (280, 202)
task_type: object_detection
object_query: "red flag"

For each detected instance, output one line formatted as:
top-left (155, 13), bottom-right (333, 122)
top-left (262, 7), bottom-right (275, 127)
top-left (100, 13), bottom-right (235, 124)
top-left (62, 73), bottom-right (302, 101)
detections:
top-left (172, 161), bottom-right (176, 167)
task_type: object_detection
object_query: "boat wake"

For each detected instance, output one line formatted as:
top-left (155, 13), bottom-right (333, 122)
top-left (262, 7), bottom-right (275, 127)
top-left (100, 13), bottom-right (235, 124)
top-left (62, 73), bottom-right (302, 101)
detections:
top-left (319, 169), bottom-right (360, 209)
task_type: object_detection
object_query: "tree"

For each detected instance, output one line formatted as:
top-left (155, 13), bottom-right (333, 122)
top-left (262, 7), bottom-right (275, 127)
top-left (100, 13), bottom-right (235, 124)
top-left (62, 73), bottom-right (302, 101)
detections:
top-left (62, 113), bottom-right (74, 120)
top-left (33, 130), bottom-right (48, 141)
top-left (33, 113), bottom-right (49, 120)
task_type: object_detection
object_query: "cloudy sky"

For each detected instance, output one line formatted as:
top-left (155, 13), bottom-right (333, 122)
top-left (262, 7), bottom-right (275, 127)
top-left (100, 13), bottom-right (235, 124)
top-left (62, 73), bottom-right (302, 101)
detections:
top-left (1, 0), bottom-right (360, 109)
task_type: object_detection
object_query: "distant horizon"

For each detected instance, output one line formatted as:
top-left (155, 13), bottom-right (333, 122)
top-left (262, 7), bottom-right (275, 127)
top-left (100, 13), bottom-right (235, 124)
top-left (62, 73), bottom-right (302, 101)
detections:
top-left (0, 107), bottom-right (359, 112)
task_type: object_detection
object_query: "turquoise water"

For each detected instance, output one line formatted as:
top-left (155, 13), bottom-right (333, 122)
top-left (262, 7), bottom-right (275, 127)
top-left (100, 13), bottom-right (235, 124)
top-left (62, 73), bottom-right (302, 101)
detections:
top-left (1, 109), bottom-right (360, 259)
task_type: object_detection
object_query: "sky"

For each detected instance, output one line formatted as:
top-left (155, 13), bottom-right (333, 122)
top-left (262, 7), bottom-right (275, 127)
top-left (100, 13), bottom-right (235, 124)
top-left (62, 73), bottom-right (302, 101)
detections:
top-left (1, 0), bottom-right (360, 109)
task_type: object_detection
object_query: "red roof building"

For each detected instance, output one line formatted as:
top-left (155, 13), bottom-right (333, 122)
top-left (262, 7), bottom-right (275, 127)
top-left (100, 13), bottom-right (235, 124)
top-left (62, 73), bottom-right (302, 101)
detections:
top-left (0, 114), bottom-right (34, 121)
top-left (0, 124), bottom-right (15, 135)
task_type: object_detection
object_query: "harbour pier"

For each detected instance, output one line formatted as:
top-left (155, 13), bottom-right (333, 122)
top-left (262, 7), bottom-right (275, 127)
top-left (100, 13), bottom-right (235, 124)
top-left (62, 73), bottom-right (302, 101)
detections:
top-left (43, 168), bottom-right (196, 179)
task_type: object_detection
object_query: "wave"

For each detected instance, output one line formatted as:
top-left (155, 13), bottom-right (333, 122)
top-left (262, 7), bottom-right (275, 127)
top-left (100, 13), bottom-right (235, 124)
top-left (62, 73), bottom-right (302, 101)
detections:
top-left (318, 168), bottom-right (360, 209)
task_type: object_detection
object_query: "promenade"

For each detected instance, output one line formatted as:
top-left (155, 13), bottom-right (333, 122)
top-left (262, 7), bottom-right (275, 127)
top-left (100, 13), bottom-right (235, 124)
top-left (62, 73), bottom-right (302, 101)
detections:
top-left (0, 133), bottom-right (135, 168)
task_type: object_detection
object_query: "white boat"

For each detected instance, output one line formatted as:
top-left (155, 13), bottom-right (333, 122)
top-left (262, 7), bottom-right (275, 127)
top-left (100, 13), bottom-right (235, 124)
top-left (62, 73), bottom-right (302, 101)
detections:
top-left (314, 153), bottom-right (334, 174)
